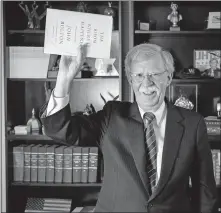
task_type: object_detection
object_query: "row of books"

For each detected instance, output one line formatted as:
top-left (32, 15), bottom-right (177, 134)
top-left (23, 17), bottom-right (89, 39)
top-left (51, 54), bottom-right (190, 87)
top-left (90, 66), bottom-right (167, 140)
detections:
top-left (24, 197), bottom-right (95, 212)
top-left (211, 149), bottom-right (221, 185)
top-left (13, 145), bottom-right (99, 183)
top-left (204, 116), bottom-right (221, 135)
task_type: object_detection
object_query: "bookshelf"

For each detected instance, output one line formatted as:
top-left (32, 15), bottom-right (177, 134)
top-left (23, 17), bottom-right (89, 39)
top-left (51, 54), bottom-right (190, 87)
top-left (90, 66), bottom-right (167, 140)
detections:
top-left (3, 1), bottom-right (121, 213)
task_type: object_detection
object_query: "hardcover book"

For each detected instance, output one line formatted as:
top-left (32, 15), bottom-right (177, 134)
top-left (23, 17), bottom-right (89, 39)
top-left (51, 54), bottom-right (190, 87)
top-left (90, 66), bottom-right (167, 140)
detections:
top-left (63, 146), bottom-right (73, 183)
top-left (88, 147), bottom-right (98, 183)
top-left (81, 147), bottom-right (89, 183)
top-left (54, 146), bottom-right (64, 183)
top-left (73, 147), bottom-right (82, 183)
top-left (24, 144), bottom-right (34, 182)
top-left (31, 145), bottom-right (42, 182)
top-left (13, 145), bottom-right (24, 182)
top-left (38, 145), bottom-right (48, 183)
top-left (46, 145), bottom-right (57, 183)
top-left (44, 8), bottom-right (113, 59)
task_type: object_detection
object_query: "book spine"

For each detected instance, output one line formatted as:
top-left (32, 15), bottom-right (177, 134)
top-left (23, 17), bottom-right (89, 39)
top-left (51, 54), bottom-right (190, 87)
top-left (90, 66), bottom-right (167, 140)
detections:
top-left (88, 147), bottom-right (98, 183)
top-left (55, 146), bottom-right (64, 183)
top-left (73, 147), bottom-right (82, 183)
top-left (46, 145), bottom-right (56, 183)
top-left (24, 145), bottom-right (32, 182)
top-left (63, 146), bottom-right (72, 183)
top-left (31, 145), bottom-right (40, 182)
top-left (38, 145), bottom-right (47, 182)
top-left (81, 147), bottom-right (89, 183)
top-left (13, 145), bottom-right (24, 182)
top-left (211, 149), bottom-right (221, 185)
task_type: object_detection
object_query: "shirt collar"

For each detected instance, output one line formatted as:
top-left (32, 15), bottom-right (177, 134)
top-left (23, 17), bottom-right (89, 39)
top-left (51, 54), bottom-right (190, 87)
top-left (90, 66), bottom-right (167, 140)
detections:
top-left (138, 101), bottom-right (166, 126)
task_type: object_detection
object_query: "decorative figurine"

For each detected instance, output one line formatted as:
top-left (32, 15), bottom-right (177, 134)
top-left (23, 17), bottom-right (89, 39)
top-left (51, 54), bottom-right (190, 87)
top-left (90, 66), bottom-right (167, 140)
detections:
top-left (27, 108), bottom-right (42, 135)
top-left (167, 2), bottom-right (182, 31)
top-left (174, 89), bottom-right (194, 110)
top-left (76, 1), bottom-right (88, 13)
top-left (104, 2), bottom-right (116, 30)
top-left (32, 1), bottom-right (51, 29)
top-left (18, 1), bottom-right (35, 29)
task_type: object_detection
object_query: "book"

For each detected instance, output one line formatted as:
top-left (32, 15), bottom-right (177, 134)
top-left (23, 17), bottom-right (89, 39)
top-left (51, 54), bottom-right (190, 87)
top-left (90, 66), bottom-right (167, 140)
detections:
top-left (88, 147), bottom-right (98, 183)
top-left (25, 197), bottom-right (72, 212)
top-left (46, 145), bottom-right (57, 183)
top-left (63, 146), bottom-right (73, 183)
top-left (13, 145), bottom-right (24, 182)
top-left (73, 147), bottom-right (82, 183)
top-left (24, 144), bottom-right (34, 182)
top-left (204, 116), bottom-right (221, 135)
top-left (54, 146), bottom-right (64, 183)
top-left (44, 8), bottom-right (113, 59)
top-left (211, 149), bottom-right (221, 185)
top-left (38, 145), bottom-right (48, 183)
top-left (81, 147), bottom-right (89, 183)
top-left (31, 145), bottom-right (41, 182)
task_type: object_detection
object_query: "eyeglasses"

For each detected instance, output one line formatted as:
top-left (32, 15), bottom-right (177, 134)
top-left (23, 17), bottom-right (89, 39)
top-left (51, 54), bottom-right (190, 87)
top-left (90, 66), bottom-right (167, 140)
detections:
top-left (130, 70), bottom-right (167, 83)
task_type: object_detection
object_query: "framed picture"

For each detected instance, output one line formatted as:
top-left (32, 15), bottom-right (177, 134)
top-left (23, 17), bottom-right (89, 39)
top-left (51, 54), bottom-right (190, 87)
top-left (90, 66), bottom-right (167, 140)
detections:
top-left (194, 49), bottom-right (221, 72)
top-left (170, 84), bottom-right (198, 112)
top-left (207, 12), bottom-right (221, 29)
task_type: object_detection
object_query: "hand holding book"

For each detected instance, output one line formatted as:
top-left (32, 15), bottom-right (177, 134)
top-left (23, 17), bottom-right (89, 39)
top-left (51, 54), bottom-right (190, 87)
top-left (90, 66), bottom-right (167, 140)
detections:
top-left (54, 44), bottom-right (87, 98)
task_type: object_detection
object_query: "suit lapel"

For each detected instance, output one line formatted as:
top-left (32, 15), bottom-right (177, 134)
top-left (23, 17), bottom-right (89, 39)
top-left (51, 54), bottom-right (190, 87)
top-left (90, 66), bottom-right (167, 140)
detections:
top-left (148, 102), bottom-right (184, 202)
top-left (127, 102), bottom-right (150, 197)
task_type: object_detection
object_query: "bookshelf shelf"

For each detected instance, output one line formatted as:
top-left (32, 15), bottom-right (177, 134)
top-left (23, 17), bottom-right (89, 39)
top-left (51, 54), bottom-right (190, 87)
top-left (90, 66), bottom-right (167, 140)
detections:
top-left (8, 77), bottom-right (119, 82)
top-left (10, 182), bottom-right (102, 187)
top-left (208, 135), bottom-right (221, 142)
top-left (135, 30), bottom-right (221, 36)
top-left (8, 29), bottom-right (45, 35)
top-left (7, 134), bottom-right (52, 141)
top-left (172, 79), bottom-right (221, 84)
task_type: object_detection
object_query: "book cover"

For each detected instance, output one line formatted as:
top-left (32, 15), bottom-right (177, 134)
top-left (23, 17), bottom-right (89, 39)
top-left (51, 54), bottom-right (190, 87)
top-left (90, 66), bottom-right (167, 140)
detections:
top-left (46, 145), bottom-right (57, 183)
top-left (24, 144), bottom-right (34, 182)
top-left (81, 147), bottom-right (89, 183)
top-left (38, 145), bottom-right (48, 183)
top-left (13, 145), bottom-right (24, 182)
top-left (54, 146), bottom-right (64, 183)
top-left (63, 146), bottom-right (73, 183)
top-left (73, 147), bottom-right (82, 183)
top-left (44, 8), bottom-right (113, 59)
top-left (31, 145), bottom-right (41, 182)
top-left (88, 147), bottom-right (98, 183)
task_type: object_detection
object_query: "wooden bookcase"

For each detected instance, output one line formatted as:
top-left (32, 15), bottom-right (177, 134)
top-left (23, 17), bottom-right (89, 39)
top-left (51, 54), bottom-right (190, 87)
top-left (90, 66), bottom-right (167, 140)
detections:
top-left (127, 1), bottom-right (221, 212)
top-left (3, 1), bottom-right (123, 213)
top-left (2, 1), bottom-right (221, 213)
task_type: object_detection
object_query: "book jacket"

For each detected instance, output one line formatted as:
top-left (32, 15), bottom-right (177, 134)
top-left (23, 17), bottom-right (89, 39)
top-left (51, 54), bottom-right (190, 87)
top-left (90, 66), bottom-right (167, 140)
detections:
top-left (44, 8), bottom-right (113, 59)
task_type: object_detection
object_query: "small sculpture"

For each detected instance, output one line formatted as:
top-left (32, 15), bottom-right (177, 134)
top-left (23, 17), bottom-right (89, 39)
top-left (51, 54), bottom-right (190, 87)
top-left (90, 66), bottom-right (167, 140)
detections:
top-left (167, 2), bottom-right (182, 31)
top-left (32, 1), bottom-right (51, 29)
top-left (27, 108), bottom-right (42, 135)
top-left (174, 89), bottom-right (194, 110)
top-left (76, 1), bottom-right (88, 13)
top-left (18, 1), bottom-right (35, 29)
top-left (18, 1), bottom-right (51, 30)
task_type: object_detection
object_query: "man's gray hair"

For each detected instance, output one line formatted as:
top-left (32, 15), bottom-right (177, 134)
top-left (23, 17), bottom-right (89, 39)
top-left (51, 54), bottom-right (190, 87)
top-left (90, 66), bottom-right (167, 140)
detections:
top-left (124, 43), bottom-right (175, 82)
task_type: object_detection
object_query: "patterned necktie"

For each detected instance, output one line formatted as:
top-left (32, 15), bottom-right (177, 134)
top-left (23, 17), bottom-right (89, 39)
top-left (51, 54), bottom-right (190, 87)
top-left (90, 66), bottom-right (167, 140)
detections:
top-left (143, 112), bottom-right (157, 195)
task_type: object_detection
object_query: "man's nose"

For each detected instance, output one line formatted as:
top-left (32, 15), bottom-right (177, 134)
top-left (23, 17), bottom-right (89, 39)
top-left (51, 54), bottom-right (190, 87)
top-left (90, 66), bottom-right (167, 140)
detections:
top-left (142, 75), bottom-right (152, 86)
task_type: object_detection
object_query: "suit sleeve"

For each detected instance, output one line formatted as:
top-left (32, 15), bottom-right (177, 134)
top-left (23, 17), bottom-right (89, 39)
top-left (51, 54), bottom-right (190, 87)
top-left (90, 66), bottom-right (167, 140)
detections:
top-left (39, 101), bottom-right (112, 147)
top-left (190, 116), bottom-right (217, 213)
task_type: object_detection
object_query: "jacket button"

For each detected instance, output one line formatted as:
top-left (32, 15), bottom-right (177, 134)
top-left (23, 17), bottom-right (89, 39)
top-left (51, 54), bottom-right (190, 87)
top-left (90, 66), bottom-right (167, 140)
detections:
top-left (149, 203), bottom-right (153, 207)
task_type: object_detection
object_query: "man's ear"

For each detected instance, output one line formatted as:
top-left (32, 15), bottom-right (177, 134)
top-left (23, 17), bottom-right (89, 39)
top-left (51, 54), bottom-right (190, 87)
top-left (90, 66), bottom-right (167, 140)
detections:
top-left (167, 72), bottom-right (173, 86)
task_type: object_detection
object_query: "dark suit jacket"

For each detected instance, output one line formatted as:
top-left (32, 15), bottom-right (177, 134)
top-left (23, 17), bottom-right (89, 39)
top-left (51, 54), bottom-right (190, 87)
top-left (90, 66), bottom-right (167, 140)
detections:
top-left (40, 100), bottom-right (217, 213)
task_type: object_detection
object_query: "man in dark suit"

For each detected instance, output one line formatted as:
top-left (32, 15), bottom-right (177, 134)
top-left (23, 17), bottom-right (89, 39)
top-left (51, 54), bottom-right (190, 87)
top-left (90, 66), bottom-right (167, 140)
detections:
top-left (41, 43), bottom-right (217, 212)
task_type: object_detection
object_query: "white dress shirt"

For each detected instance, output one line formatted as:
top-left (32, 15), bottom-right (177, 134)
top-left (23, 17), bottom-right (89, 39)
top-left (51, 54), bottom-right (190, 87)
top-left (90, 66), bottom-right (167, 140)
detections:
top-left (46, 92), bottom-right (167, 184)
